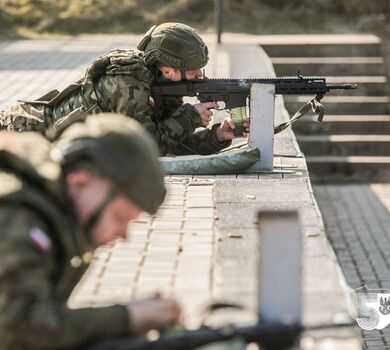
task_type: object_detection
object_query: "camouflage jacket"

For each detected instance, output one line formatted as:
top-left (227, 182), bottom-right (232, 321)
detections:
top-left (0, 49), bottom-right (230, 155)
top-left (0, 132), bottom-right (131, 350)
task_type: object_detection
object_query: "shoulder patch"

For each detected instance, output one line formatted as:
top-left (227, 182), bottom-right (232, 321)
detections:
top-left (28, 227), bottom-right (52, 254)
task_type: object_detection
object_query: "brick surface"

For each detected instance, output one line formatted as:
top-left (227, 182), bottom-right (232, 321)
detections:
top-left (68, 179), bottom-right (217, 326)
top-left (314, 184), bottom-right (390, 349)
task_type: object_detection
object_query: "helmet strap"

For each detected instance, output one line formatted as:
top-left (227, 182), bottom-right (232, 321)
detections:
top-left (82, 188), bottom-right (117, 244)
top-left (180, 70), bottom-right (187, 81)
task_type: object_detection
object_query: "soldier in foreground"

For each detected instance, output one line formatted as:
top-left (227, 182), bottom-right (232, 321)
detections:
top-left (0, 23), bottom-right (249, 155)
top-left (0, 114), bottom-right (181, 349)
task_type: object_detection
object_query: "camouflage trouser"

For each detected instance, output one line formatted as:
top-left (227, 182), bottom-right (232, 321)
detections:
top-left (0, 102), bottom-right (47, 134)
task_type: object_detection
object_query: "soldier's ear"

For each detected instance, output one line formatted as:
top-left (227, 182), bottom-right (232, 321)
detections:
top-left (159, 66), bottom-right (174, 79)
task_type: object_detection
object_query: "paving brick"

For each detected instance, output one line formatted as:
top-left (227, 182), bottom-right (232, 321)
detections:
top-left (182, 220), bottom-right (214, 230)
top-left (185, 208), bottom-right (215, 218)
top-left (143, 260), bottom-right (176, 268)
top-left (144, 252), bottom-right (177, 261)
top-left (182, 235), bottom-right (214, 243)
top-left (152, 219), bottom-right (183, 230)
top-left (314, 184), bottom-right (390, 349)
top-left (149, 237), bottom-right (180, 245)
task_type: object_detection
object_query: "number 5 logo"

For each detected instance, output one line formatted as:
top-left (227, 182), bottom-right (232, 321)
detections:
top-left (349, 286), bottom-right (390, 330)
top-left (355, 292), bottom-right (379, 330)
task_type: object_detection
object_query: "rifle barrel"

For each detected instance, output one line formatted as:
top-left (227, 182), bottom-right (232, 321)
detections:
top-left (326, 83), bottom-right (358, 90)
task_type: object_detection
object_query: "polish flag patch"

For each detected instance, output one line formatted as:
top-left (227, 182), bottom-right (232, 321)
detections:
top-left (28, 227), bottom-right (52, 253)
top-left (148, 96), bottom-right (155, 107)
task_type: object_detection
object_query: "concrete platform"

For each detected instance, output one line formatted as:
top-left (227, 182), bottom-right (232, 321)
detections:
top-left (272, 56), bottom-right (385, 76)
top-left (306, 156), bottom-right (390, 183)
top-left (293, 115), bottom-right (390, 135)
top-left (0, 34), bottom-right (362, 349)
top-left (284, 95), bottom-right (390, 115)
top-left (216, 34), bottom-right (380, 47)
top-left (260, 33), bottom-right (390, 185)
top-left (298, 135), bottom-right (390, 156)
top-left (256, 34), bottom-right (382, 58)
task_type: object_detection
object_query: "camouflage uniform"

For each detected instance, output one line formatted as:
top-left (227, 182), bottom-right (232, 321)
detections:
top-left (0, 115), bottom-right (165, 349)
top-left (0, 49), bottom-right (230, 156)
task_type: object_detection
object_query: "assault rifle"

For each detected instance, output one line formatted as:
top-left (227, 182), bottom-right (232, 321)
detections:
top-left (87, 320), bottom-right (353, 350)
top-left (152, 75), bottom-right (357, 134)
top-left (88, 322), bottom-right (300, 350)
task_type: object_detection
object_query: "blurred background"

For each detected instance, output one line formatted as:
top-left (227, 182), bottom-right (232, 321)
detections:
top-left (1, 0), bottom-right (388, 73)
top-left (0, 0), bottom-right (387, 36)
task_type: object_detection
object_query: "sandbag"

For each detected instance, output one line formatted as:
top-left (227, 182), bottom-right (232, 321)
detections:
top-left (160, 146), bottom-right (260, 175)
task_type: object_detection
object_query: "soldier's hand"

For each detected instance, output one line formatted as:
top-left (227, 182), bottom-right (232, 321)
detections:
top-left (242, 119), bottom-right (250, 137)
top-left (128, 295), bottom-right (182, 335)
top-left (194, 102), bottom-right (219, 126)
top-left (216, 117), bottom-right (250, 142)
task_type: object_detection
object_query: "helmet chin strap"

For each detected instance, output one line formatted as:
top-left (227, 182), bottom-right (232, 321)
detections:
top-left (180, 70), bottom-right (187, 81)
top-left (82, 189), bottom-right (117, 244)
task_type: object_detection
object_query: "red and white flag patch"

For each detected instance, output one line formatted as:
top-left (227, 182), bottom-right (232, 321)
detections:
top-left (28, 227), bottom-right (52, 253)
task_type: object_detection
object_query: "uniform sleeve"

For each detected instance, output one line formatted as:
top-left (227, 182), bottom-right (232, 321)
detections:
top-left (95, 75), bottom-right (229, 155)
top-left (0, 207), bottom-right (131, 350)
top-left (172, 123), bottom-right (232, 155)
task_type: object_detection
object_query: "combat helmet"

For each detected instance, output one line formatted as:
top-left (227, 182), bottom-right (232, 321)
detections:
top-left (138, 22), bottom-right (208, 70)
top-left (51, 113), bottom-right (166, 215)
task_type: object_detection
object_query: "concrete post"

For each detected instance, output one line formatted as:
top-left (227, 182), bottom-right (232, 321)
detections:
top-left (257, 211), bottom-right (302, 325)
top-left (249, 84), bottom-right (275, 171)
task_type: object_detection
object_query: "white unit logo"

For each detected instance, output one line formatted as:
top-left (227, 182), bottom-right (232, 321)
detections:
top-left (349, 286), bottom-right (390, 330)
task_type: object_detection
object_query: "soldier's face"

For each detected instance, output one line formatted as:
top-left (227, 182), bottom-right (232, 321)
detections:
top-left (90, 194), bottom-right (141, 247)
top-left (66, 169), bottom-right (142, 249)
top-left (160, 67), bottom-right (203, 81)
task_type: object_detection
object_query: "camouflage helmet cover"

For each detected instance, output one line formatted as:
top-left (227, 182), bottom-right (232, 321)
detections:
top-left (51, 113), bottom-right (166, 215)
top-left (138, 22), bottom-right (208, 70)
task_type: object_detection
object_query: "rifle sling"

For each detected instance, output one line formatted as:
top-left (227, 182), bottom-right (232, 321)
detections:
top-left (274, 93), bottom-right (324, 134)
top-left (199, 301), bottom-right (247, 326)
